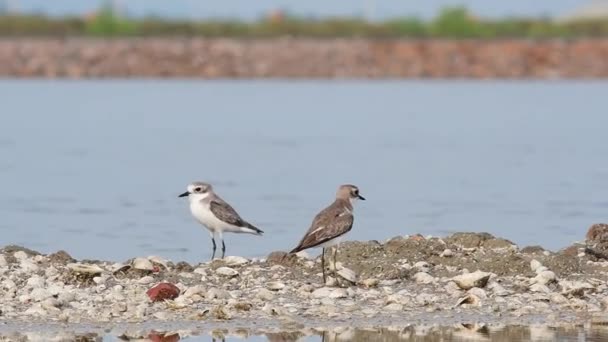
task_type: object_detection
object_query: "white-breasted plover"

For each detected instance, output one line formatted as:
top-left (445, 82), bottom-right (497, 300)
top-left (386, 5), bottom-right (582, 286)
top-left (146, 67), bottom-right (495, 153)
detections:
top-left (179, 182), bottom-right (263, 260)
top-left (289, 184), bottom-right (365, 282)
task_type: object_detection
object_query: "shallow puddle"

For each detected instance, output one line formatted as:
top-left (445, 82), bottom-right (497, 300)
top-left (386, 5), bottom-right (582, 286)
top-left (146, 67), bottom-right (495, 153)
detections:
top-left (2, 323), bottom-right (608, 341)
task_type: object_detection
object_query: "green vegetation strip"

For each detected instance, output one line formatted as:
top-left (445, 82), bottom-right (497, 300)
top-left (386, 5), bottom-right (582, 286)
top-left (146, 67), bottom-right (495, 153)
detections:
top-left (1, 7), bottom-right (608, 38)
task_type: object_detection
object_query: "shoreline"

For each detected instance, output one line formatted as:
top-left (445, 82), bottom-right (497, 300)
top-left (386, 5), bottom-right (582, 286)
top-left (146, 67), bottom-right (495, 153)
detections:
top-left (1, 38), bottom-right (608, 79)
top-left (1, 231), bottom-right (608, 335)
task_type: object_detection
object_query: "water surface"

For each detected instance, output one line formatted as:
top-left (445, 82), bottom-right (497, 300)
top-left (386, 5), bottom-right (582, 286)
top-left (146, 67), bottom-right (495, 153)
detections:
top-left (2, 323), bottom-right (607, 341)
top-left (1, 80), bottom-right (607, 262)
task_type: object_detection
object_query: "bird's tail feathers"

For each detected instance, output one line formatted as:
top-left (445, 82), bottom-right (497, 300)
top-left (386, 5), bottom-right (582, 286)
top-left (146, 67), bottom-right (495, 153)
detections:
top-left (242, 223), bottom-right (263, 236)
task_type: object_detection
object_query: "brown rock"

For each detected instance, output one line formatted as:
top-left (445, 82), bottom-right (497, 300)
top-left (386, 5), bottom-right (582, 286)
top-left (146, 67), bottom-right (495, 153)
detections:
top-left (48, 250), bottom-right (75, 264)
top-left (482, 238), bottom-right (515, 249)
top-left (586, 223), bottom-right (608, 243)
top-left (148, 331), bottom-right (180, 342)
top-left (266, 251), bottom-right (299, 267)
top-left (174, 261), bottom-right (194, 273)
top-left (444, 232), bottom-right (495, 248)
top-left (521, 245), bottom-right (546, 254)
top-left (146, 283), bottom-right (180, 302)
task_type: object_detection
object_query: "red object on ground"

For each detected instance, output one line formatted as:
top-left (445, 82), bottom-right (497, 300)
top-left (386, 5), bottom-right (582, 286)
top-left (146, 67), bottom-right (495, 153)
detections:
top-left (146, 283), bottom-right (180, 302)
top-left (148, 331), bottom-right (180, 342)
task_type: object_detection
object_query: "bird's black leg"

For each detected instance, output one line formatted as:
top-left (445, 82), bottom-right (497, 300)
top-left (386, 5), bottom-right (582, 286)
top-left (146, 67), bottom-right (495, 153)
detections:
top-left (211, 237), bottom-right (217, 261)
top-left (322, 248), bottom-right (326, 283)
top-left (221, 240), bottom-right (226, 259)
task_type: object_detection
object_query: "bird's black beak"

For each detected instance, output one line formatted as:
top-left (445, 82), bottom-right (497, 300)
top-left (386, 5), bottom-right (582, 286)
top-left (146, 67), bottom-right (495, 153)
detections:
top-left (178, 191), bottom-right (190, 198)
top-left (357, 194), bottom-right (366, 200)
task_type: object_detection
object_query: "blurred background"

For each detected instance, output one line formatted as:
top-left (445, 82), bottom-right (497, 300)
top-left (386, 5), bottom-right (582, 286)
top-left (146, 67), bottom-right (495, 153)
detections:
top-left (1, 1), bottom-right (607, 263)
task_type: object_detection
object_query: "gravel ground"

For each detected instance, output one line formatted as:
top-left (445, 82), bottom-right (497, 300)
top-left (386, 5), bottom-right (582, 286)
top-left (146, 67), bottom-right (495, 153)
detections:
top-left (1, 232), bottom-right (608, 336)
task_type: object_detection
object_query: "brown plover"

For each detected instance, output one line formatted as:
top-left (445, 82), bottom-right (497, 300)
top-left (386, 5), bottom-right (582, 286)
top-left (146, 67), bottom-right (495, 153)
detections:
top-left (179, 182), bottom-right (263, 260)
top-left (289, 184), bottom-right (365, 282)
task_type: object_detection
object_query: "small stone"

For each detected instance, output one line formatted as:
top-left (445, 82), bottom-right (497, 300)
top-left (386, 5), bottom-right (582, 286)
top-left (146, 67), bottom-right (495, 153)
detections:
top-left (312, 287), bottom-right (334, 299)
top-left (206, 288), bottom-right (229, 300)
top-left (193, 267), bottom-right (207, 275)
top-left (138, 276), bottom-right (155, 285)
top-left (413, 272), bottom-right (435, 284)
top-left (47, 250), bottom-right (75, 264)
top-left (147, 256), bottom-right (169, 269)
top-left (153, 311), bottom-right (171, 320)
top-left (440, 249), bottom-right (454, 257)
top-left (41, 298), bottom-right (61, 310)
top-left (223, 256), bottom-right (249, 266)
top-left (361, 278), bottom-right (379, 288)
top-left (325, 276), bottom-right (338, 287)
top-left (451, 271), bottom-right (491, 290)
top-left (295, 251), bottom-right (311, 259)
top-left (24, 305), bottom-right (46, 316)
top-left (560, 280), bottom-right (594, 297)
top-left (132, 257), bottom-right (154, 271)
top-left (19, 260), bottom-right (39, 273)
top-left (183, 285), bottom-right (206, 298)
top-left (329, 288), bottom-right (348, 299)
top-left (456, 294), bottom-right (481, 307)
top-left (267, 282), bottom-right (285, 291)
top-left (13, 251), bottom-right (28, 260)
top-left (30, 288), bottom-right (51, 302)
top-left (146, 283), bottom-right (180, 302)
top-left (216, 267), bottom-right (239, 277)
top-left (26, 275), bottom-right (45, 288)
top-left (530, 284), bottom-right (551, 293)
top-left (487, 282), bottom-right (509, 296)
top-left (93, 275), bottom-right (108, 284)
top-left (413, 261), bottom-right (431, 272)
top-left (467, 287), bottom-right (487, 299)
top-left (385, 294), bottom-right (410, 305)
top-left (174, 261), bottom-right (194, 272)
top-left (384, 303), bottom-right (403, 311)
top-left (337, 267), bottom-right (357, 283)
top-left (67, 263), bottom-right (103, 275)
top-left (530, 259), bottom-right (543, 272)
top-left (533, 271), bottom-right (557, 285)
top-left (256, 288), bottom-right (275, 301)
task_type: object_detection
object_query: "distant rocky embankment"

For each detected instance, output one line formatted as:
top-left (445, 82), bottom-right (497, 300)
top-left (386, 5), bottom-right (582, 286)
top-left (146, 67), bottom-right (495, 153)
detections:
top-left (1, 38), bottom-right (608, 78)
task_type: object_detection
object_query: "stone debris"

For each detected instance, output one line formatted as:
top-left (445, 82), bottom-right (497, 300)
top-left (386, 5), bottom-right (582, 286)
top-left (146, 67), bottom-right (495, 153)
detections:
top-left (0, 232), bottom-right (606, 325)
top-left (451, 271), bottom-right (491, 290)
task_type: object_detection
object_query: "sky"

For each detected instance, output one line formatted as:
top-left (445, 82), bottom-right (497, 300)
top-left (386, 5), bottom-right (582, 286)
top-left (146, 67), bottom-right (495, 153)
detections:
top-left (3, 0), bottom-right (590, 20)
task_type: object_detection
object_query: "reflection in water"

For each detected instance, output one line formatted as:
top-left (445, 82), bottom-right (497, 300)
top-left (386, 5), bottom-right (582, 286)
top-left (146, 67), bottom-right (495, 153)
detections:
top-left (3, 324), bottom-right (608, 341)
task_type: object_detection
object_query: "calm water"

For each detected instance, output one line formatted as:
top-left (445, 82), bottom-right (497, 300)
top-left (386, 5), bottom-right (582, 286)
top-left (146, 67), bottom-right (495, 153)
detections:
top-left (1, 80), bottom-right (607, 263)
top-left (2, 324), bottom-right (608, 341)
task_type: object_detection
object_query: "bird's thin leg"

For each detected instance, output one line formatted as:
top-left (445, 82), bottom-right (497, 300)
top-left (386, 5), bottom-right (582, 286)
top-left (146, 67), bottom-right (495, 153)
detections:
top-left (211, 237), bottom-right (217, 261)
top-left (333, 245), bottom-right (338, 272)
top-left (219, 231), bottom-right (226, 259)
top-left (322, 248), bottom-right (326, 283)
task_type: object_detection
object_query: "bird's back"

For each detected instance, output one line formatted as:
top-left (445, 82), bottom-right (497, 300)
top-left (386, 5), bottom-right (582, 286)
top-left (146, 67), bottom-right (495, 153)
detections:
top-left (291, 199), bottom-right (353, 253)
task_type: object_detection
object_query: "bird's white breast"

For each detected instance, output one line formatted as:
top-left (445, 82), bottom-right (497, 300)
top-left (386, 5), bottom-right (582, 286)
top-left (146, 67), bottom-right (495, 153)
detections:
top-left (190, 201), bottom-right (221, 230)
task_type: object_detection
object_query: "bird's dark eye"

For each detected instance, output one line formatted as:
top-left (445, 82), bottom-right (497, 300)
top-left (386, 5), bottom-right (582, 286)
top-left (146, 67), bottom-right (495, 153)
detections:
top-left (195, 187), bottom-right (202, 192)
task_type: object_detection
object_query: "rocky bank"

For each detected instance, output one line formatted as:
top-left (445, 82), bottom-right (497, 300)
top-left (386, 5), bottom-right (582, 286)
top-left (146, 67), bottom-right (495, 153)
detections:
top-left (1, 231), bottom-right (608, 333)
top-left (1, 38), bottom-right (608, 78)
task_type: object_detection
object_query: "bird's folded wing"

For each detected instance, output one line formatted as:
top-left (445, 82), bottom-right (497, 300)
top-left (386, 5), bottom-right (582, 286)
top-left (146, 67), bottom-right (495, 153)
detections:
top-left (297, 210), bottom-right (354, 250)
top-left (209, 199), bottom-right (247, 227)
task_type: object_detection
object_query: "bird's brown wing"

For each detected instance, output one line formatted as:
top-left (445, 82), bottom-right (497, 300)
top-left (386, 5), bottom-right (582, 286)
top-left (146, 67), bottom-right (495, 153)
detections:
top-left (290, 201), bottom-right (353, 253)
